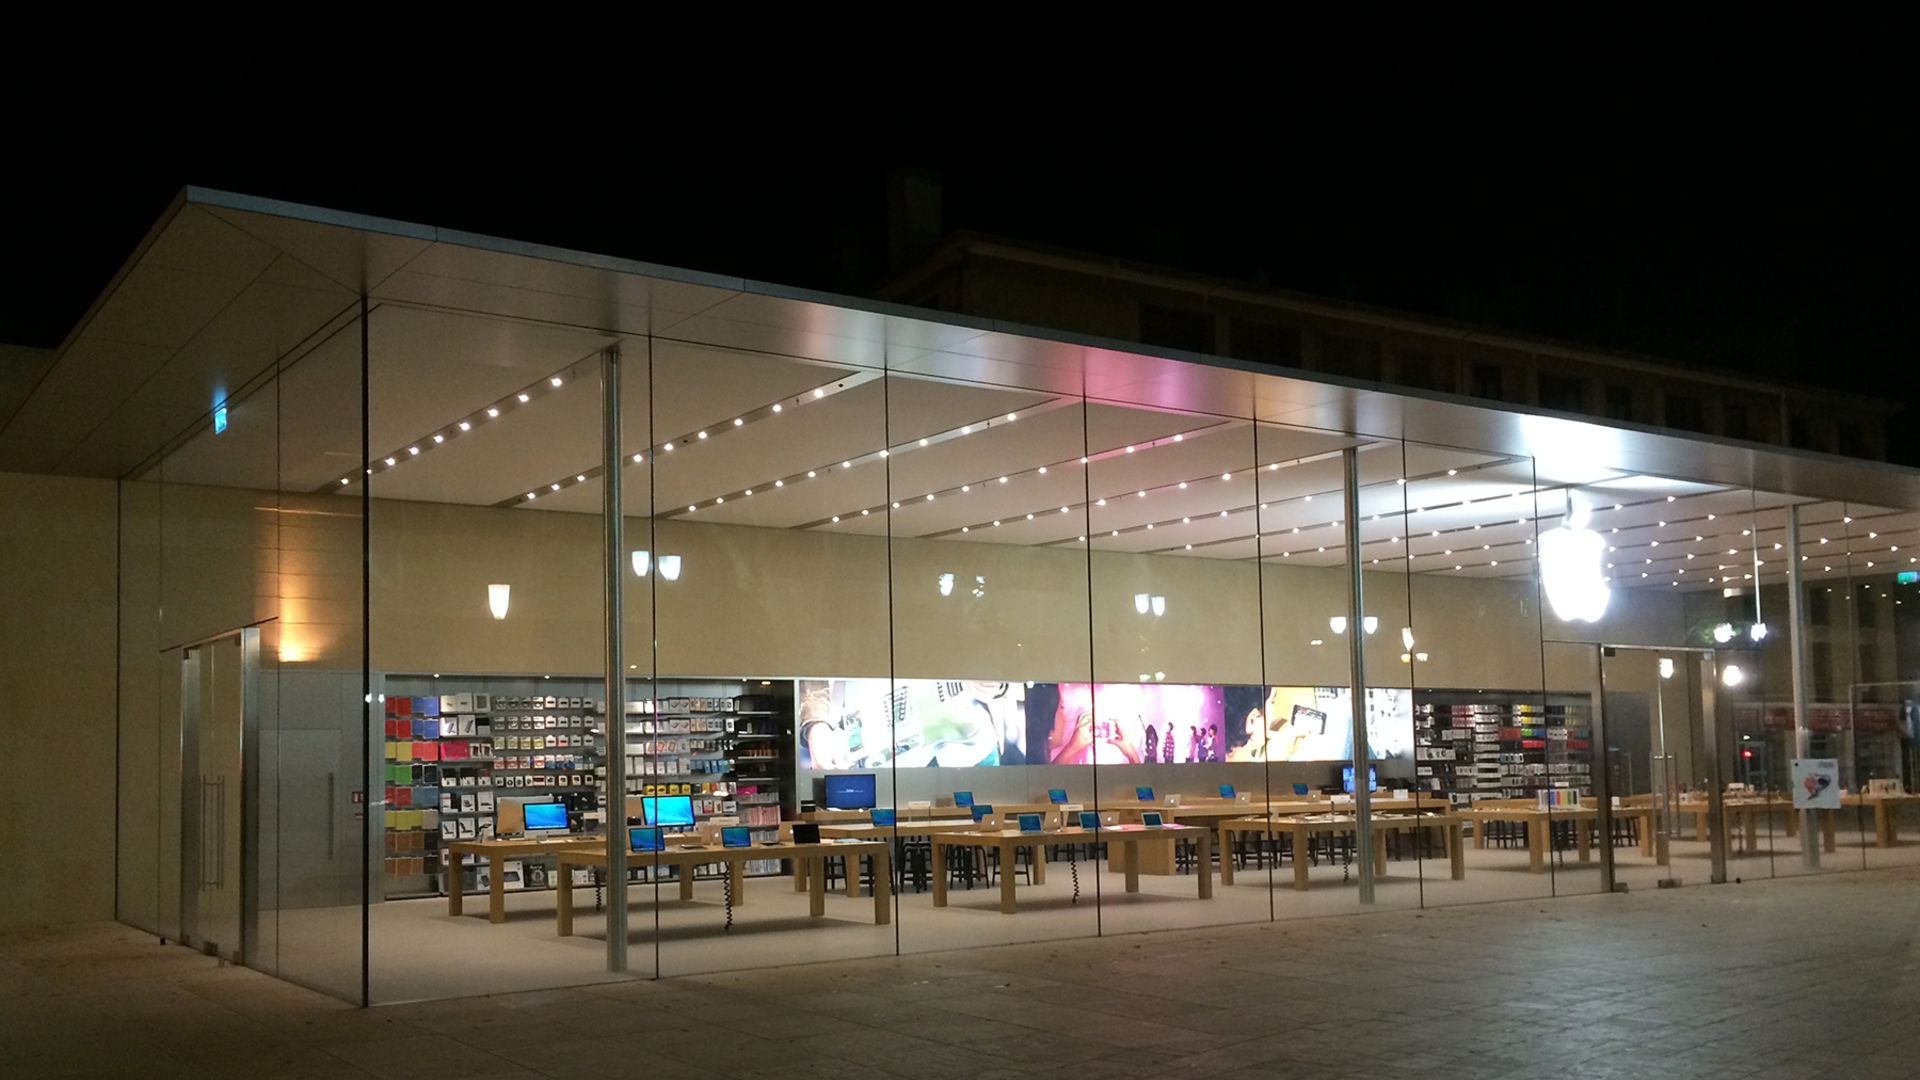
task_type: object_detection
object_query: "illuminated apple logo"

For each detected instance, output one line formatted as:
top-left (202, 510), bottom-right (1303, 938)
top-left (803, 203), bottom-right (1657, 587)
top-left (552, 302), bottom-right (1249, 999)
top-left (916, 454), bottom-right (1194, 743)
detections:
top-left (1540, 497), bottom-right (1610, 623)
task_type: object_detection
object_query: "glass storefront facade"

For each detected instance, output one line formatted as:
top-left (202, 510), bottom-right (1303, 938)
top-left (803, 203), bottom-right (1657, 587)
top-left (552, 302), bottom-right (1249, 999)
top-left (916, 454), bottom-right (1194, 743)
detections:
top-left (108, 198), bottom-right (1920, 1004)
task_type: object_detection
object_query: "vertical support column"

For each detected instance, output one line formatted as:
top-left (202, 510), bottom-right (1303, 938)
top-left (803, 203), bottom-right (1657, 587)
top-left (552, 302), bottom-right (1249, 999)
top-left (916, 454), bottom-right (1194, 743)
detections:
top-left (1787, 504), bottom-right (1819, 868)
top-left (602, 348), bottom-right (628, 972)
top-left (1590, 645), bottom-right (1617, 892)
top-left (1343, 448), bottom-right (1374, 903)
top-left (1699, 654), bottom-right (1727, 884)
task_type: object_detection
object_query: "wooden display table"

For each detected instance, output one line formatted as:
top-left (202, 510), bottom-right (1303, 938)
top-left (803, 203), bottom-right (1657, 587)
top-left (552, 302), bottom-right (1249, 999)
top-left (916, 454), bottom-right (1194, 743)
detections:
top-left (1843, 792), bottom-right (1920, 848)
top-left (444, 836), bottom-right (604, 923)
top-left (552, 839), bottom-right (892, 935)
top-left (1456, 804), bottom-right (1598, 874)
top-left (1217, 813), bottom-right (1464, 890)
top-left (925, 824), bottom-right (1212, 914)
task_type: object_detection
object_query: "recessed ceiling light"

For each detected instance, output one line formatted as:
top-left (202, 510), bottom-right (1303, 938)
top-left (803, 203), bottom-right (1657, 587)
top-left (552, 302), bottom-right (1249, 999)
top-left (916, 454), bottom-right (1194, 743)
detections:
top-left (633, 454), bottom-right (643, 463)
top-left (432, 435), bottom-right (444, 443)
top-left (1006, 413), bottom-right (1016, 420)
top-left (518, 393), bottom-right (530, 403)
top-left (551, 483), bottom-right (561, 491)
top-left (809, 470), bottom-right (817, 478)
top-left (772, 404), bottom-right (782, 412)
top-left (831, 516), bottom-right (839, 522)
top-left (460, 421), bottom-right (471, 430)
top-left (775, 480), bottom-right (784, 487)
top-left (1173, 434), bottom-right (1183, 442)
top-left (340, 478), bottom-right (350, 485)
top-left (814, 388), bottom-right (825, 398)
top-left (385, 457), bottom-right (395, 466)
top-left (999, 476), bottom-right (1009, 483)
top-left (734, 418), bottom-right (744, 426)
top-left (408, 446), bottom-right (419, 455)
top-left (577, 475), bottom-right (586, 482)
top-left (919, 438), bottom-right (928, 446)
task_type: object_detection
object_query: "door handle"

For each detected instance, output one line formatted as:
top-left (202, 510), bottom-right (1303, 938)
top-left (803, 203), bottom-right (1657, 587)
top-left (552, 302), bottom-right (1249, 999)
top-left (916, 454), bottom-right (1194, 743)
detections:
top-left (326, 773), bottom-right (337, 860)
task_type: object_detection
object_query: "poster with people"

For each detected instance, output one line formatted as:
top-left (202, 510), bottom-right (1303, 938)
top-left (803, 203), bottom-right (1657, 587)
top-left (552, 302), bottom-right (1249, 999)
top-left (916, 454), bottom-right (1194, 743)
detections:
top-left (796, 678), bottom-right (1408, 769)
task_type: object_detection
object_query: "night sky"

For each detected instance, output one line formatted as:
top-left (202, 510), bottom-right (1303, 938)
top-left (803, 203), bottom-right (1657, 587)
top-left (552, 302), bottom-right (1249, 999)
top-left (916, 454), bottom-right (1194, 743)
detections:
top-left (6, 31), bottom-right (1914, 459)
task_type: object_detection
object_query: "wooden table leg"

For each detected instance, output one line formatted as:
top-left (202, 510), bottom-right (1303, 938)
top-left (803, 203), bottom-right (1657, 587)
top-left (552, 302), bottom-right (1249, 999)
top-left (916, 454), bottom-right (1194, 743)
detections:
top-left (999, 843), bottom-right (1018, 914)
top-left (1123, 839), bottom-right (1141, 893)
top-left (1032, 843), bottom-right (1046, 886)
top-left (1576, 818), bottom-right (1592, 863)
top-left (1373, 828), bottom-right (1389, 877)
top-left (1528, 822), bottom-right (1547, 874)
top-left (1640, 813), bottom-right (1655, 857)
top-left (1473, 822), bottom-right (1487, 849)
top-left (489, 853), bottom-right (507, 923)
top-left (1822, 810), bottom-right (1837, 853)
top-left (679, 864), bottom-right (695, 901)
top-left (1449, 823), bottom-right (1465, 880)
top-left (730, 860), bottom-right (745, 904)
top-left (1196, 829), bottom-right (1212, 900)
top-left (808, 855), bottom-right (826, 917)
top-left (1877, 804), bottom-right (1895, 848)
top-left (1785, 808), bottom-right (1799, 837)
top-left (873, 848), bottom-right (891, 925)
top-left (448, 852), bottom-right (464, 917)
top-left (557, 862), bottom-right (574, 937)
top-left (794, 855), bottom-right (808, 893)
top-left (1219, 825), bottom-right (1237, 886)
top-left (1292, 828), bottom-right (1310, 891)
top-left (932, 842), bottom-right (948, 907)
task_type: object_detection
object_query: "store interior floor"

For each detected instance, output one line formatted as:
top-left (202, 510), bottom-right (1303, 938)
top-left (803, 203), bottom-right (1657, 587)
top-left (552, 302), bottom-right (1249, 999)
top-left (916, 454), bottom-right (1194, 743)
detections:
top-left (309, 819), bottom-right (1920, 1003)
top-left (15, 860), bottom-right (1920, 1080)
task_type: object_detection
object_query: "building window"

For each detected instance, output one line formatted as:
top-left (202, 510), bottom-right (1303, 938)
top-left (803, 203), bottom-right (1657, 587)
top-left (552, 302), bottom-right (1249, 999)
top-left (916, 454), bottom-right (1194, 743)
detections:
top-left (1723, 402), bottom-right (1750, 441)
top-left (1665, 393), bottom-right (1705, 432)
top-left (1604, 384), bottom-right (1634, 422)
top-left (1398, 351), bottom-right (1454, 392)
top-left (1838, 422), bottom-right (1872, 459)
top-left (1318, 335), bottom-right (1382, 381)
top-left (1228, 318), bottom-right (1301, 367)
top-left (1469, 362), bottom-right (1504, 401)
top-left (1138, 303), bottom-right (1215, 354)
top-left (1789, 414), bottom-right (1821, 451)
top-left (1537, 373), bottom-right (1586, 413)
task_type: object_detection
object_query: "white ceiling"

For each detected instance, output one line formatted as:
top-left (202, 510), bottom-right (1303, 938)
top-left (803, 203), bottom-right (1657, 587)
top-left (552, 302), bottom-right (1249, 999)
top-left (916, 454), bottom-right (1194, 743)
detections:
top-left (8, 187), bottom-right (1920, 596)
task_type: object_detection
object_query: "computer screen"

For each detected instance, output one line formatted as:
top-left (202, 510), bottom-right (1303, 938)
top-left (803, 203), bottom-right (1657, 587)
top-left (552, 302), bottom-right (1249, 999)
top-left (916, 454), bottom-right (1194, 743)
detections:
top-left (1218, 784), bottom-right (1235, 798)
top-left (643, 794), bottom-right (696, 828)
top-left (1017, 813), bottom-right (1042, 833)
top-left (823, 773), bottom-right (877, 810)
top-left (629, 826), bottom-right (663, 852)
top-left (522, 802), bottom-right (568, 831)
top-left (1142, 811), bottom-right (1164, 827)
top-left (971, 804), bottom-right (993, 821)
top-left (869, 808), bottom-right (896, 826)
top-left (1135, 786), bottom-right (1154, 801)
top-left (1341, 765), bottom-right (1378, 793)
top-left (1047, 788), bottom-right (1067, 804)
top-left (1292, 783), bottom-right (1310, 796)
top-left (721, 826), bottom-right (751, 848)
top-left (953, 791), bottom-right (974, 807)
top-left (790, 822), bottom-right (821, 844)
top-left (1078, 811), bottom-right (1100, 830)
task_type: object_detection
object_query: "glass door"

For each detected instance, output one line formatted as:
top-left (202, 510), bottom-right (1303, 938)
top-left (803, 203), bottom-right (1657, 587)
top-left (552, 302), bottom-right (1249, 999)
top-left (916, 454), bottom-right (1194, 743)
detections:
top-left (178, 631), bottom-right (253, 960)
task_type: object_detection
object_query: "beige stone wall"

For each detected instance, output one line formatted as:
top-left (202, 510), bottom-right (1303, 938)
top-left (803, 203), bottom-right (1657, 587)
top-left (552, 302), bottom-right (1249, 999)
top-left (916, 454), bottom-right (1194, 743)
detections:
top-left (0, 471), bottom-right (118, 927)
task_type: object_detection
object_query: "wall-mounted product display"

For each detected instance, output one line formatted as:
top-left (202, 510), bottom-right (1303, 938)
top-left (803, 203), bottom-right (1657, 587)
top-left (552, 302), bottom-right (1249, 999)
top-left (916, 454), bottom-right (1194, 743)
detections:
top-left (1413, 691), bottom-right (1592, 803)
top-left (796, 677), bottom-right (1414, 770)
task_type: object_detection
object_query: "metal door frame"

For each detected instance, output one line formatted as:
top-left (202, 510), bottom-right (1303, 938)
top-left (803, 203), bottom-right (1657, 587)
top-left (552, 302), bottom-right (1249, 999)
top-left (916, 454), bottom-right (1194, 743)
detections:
top-left (172, 625), bottom-right (264, 962)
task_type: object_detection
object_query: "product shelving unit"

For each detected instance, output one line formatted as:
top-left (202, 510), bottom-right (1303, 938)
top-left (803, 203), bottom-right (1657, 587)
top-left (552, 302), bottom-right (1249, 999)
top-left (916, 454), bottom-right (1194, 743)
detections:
top-left (1412, 690), bottom-right (1593, 805)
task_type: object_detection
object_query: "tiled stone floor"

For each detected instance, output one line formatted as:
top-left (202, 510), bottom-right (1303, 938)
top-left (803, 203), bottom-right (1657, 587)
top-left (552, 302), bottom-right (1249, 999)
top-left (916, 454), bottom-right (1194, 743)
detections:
top-left (6, 866), bottom-right (1919, 1079)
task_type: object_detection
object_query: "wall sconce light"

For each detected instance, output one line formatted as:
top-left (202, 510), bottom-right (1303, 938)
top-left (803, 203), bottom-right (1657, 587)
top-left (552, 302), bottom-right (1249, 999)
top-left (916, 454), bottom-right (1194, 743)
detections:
top-left (632, 550), bottom-right (651, 576)
top-left (1152, 596), bottom-right (1166, 617)
top-left (1135, 593), bottom-right (1166, 616)
top-left (658, 555), bottom-right (682, 581)
top-left (1722, 663), bottom-right (1745, 688)
top-left (1401, 627), bottom-right (1415, 650)
top-left (1712, 623), bottom-right (1735, 644)
top-left (488, 584), bottom-right (511, 620)
top-left (1329, 616), bottom-right (1348, 635)
top-left (939, 573), bottom-right (955, 597)
top-left (1658, 657), bottom-right (1675, 680)
top-left (1749, 622), bottom-right (1769, 642)
top-left (1363, 616), bottom-right (1378, 635)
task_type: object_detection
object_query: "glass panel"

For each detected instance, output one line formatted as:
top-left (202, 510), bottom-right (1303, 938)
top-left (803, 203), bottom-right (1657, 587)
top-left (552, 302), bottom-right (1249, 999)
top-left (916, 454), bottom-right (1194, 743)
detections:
top-left (1086, 396), bottom-right (1258, 934)
top-left (364, 303), bottom-right (616, 999)
top-left (652, 336), bottom-right (894, 975)
top-left (890, 366), bottom-right (1097, 951)
top-left (266, 314), bottom-right (368, 1001)
top-left (1404, 445), bottom-right (1560, 903)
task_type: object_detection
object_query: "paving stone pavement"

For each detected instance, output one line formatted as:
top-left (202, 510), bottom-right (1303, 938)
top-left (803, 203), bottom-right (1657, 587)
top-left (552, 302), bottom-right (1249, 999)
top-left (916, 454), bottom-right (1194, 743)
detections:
top-left (4, 867), bottom-right (1918, 1079)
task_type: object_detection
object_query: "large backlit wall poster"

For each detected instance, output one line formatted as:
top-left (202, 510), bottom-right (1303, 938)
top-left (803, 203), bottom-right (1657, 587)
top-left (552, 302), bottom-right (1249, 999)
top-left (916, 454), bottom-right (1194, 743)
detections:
top-left (796, 679), bottom-right (1414, 768)
top-left (1041, 682), bottom-right (1227, 765)
top-left (1222, 687), bottom-right (1414, 763)
top-left (797, 679), bottom-right (1029, 769)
